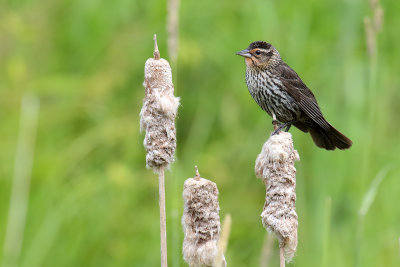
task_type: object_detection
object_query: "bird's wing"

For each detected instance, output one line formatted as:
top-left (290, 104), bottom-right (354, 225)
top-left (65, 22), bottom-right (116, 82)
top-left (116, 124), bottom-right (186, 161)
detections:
top-left (274, 62), bottom-right (331, 131)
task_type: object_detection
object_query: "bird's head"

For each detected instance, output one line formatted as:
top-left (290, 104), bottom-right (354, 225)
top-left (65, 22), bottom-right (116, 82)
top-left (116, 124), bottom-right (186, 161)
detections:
top-left (236, 41), bottom-right (280, 70)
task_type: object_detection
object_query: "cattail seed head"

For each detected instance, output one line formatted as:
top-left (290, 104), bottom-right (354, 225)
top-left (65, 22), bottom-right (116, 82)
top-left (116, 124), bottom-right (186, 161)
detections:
top-left (255, 132), bottom-right (299, 262)
top-left (182, 168), bottom-right (225, 267)
top-left (140, 39), bottom-right (180, 173)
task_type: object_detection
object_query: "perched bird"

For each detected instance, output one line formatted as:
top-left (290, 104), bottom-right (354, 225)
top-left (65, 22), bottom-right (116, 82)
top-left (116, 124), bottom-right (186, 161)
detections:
top-left (236, 41), bottom-right (352, 150)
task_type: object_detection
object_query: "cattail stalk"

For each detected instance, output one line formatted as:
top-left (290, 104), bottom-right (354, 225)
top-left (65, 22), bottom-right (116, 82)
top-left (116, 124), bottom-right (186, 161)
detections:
top-left (167, 0), bottom-right (180, 65)
top-left (362, 0), bottom-right (384, 180)
top-left (255, 132), bottom-right (299, 265)
top-left (166, 1), bottom-right (180, 263)
top-left (159, 167), bottom-right (167, 266)
top-left (182, 167), bottom-right (226, 267)
top-left (363, 0), bottom-right (383, 136)
top-left (3, 94), bottom-right (39, 267)
top-left (140, 34), bottom-right (180, 267)
top-left (358, 2), bottom-right (384, 264)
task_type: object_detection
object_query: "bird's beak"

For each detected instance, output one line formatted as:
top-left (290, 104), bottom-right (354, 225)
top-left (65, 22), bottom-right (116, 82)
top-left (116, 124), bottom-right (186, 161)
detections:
top-left (236, 49), bottom-right (252, 58)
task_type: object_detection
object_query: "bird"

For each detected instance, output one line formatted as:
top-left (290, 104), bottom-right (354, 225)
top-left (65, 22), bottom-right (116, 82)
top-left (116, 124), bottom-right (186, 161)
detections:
top-left (236, 41), bottom-right (352, 150)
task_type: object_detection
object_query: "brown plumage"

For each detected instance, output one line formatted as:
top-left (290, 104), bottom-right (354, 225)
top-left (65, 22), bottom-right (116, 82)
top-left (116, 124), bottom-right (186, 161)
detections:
top-left (237, 41), bottom-right (352, 150)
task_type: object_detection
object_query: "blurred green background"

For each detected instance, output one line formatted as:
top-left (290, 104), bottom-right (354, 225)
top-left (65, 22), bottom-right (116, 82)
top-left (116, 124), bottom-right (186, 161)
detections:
top-left (1, 0), bottom-right (399, 266)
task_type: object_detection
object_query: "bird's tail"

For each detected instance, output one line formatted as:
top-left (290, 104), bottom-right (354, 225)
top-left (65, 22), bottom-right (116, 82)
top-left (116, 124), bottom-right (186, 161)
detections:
top-left (309, 123), bottom-right (352, 150)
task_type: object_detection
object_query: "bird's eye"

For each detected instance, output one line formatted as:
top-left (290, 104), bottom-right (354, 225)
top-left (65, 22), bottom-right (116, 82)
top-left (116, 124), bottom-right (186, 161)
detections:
top-left (255, 50), bottom-right (262, 55)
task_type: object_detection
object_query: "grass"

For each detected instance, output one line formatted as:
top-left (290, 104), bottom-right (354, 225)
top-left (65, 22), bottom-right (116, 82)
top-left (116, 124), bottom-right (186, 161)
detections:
top-left (1, 0), bottom-right (400, 266)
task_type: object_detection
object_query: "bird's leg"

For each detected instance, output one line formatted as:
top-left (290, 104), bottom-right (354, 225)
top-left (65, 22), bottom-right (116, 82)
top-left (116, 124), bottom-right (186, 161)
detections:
top-left (271, 120), bottom-right (296, 136)
top-left (271, 113), bottom-right (280, 131)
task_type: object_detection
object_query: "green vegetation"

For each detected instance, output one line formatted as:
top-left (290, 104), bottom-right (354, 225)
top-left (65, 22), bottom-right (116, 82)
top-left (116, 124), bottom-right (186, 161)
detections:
top-left (1, 0), bottom-right (399, 266)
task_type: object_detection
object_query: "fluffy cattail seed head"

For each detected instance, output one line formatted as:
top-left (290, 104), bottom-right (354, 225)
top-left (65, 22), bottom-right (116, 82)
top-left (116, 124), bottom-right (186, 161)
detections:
top-left (255, 132), bottom-right (299, 262)
top-left (182, 167), bottom-right (225, 267)
top-left (140, 36), bottom-right (180, 172)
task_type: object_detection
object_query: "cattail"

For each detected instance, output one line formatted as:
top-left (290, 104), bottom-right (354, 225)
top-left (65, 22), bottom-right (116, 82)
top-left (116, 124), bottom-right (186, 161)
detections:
top-left (140, 35), bottom-right (180, 173)
top-left (140, 35), bottom-right (180, 267)
top-left (255, 132), bottom-right (299, 264)
top-left (182, 167), bottom-right (226, 267)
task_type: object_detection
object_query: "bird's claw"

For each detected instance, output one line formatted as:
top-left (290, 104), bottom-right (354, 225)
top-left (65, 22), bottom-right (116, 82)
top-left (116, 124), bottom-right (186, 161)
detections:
top-left (271, 126), bottom-right (283, 136)
top-left (270, 120), bottom-right (295, 136)
top-left (271, 120), bottom-right (282, 136)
